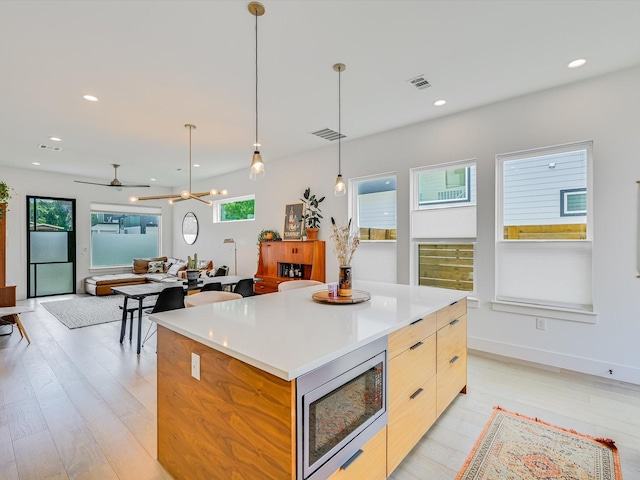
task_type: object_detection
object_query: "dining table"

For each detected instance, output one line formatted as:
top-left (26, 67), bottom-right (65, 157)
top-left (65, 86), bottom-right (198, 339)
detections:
top-left (113, 275), bottom-right (253, 354)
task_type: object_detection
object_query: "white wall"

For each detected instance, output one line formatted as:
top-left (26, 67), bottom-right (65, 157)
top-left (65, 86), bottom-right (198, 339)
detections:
top-left (1, 166), bottom-right (175, 298)
top-left (176, 66), bottom-right (640, 384)
top-left (4, 65), bottom-right (640, 384)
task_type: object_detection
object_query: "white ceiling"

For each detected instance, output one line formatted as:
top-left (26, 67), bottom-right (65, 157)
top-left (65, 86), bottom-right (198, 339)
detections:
top-left (1, 0), bottom-right (639, 188)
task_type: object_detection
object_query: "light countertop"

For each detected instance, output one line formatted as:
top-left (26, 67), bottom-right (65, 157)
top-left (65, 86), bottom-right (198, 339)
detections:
top-left (150, 280), bottom-right (466, 381)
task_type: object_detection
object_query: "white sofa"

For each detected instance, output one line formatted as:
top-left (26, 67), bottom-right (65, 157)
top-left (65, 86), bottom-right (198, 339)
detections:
top-left (84, 256), bottom-right (214, 295)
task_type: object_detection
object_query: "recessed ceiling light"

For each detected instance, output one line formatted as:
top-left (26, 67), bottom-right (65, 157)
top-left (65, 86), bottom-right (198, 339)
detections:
top-left (32, 162), bottom-right (40, 166)
top-left (434, 100), bottom-right (447, 106)
top-left (48, 136), bottom-right (62, 142)
top-left (568, 59), bottom-right (587, 69)
top-left (150, 178), bottom-right (156, 182)
top-left (193, 164), bottom-right (200, 167)
top-left (83, 94), bottom-right (98, 102)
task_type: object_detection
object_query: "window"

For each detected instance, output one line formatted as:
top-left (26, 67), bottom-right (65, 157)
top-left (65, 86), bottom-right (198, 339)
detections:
top-left (561, 188), bottom-right (587, 216)
top-left (213, 195), bottom-right (255, 223)
top-left (349, 174), bottom-right (396, 241)
top-left (90, 203), bottom-right (161, 268)
top-left (496, 141), bottom-right (593, 312)
top-left (417, 165), bottom-right (475, 207)
top-left (411, 160), bottom-right (477, 292)
top-left (418, 244), bottom-right (474, 291)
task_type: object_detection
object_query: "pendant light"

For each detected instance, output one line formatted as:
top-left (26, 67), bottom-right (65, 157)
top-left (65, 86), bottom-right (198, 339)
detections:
top-left (334, 63), bottom-right (346, 196)
top-left (129, 124), bottom-right (228, 205)
top-left (248, 2), bottom-right (265, 181)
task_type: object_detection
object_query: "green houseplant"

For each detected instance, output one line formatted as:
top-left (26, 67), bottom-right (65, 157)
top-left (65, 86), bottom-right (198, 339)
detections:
top-left (257, 228), bottom-right (282, 242)
top-left (300, 187), bottom-right (325, 241)
top-left (0, 181), bottom-right (12, 220)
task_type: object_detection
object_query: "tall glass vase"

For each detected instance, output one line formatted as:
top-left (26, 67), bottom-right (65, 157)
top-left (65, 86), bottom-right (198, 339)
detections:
top-left (338, 265), bottom-right (352, 297)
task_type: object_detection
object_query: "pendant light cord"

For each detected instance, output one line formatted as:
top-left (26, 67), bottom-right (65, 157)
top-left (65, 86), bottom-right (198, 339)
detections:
top-left (338, 67), bottom-right (342, 175)
top-left (188, 125), bottom-right (192, 193)
top-left (255, 9), bottom-right (259, 147)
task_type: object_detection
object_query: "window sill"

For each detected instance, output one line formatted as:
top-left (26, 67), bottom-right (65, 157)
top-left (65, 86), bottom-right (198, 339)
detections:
top-left (466, 296), bottom-right (479, 309)
top-left (491, 300), bottom-right (597, 324)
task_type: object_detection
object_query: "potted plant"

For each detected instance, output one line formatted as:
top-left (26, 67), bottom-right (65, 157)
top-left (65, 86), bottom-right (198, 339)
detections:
top-left (186, 253), bottom-right (200, 284)
top-left (257, 228), bottom-right (282, 242)
top-left (301, 187), bottom-right (325, 241)
top-left (0, 181), bottom-right (12, 220)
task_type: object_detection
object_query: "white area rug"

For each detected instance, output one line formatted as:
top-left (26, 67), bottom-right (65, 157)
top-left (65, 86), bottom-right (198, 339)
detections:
top-left (40, 295), bottom-right (154, 329)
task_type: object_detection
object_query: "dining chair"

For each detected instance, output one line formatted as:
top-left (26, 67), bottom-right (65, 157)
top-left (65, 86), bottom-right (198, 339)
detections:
top-left (278, 280), bottom-right (325, 292)
top-left (201, 282), bottom-right (223, 292)
top-left (233, 278), bottom-right (255, 297)
top-left (141, 286), bottom-right (185, 347)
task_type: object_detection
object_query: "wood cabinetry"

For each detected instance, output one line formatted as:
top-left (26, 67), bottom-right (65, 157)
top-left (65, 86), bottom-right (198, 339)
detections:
top-left (254, 240), bottom-right (325, 294)
top-left (386, 299), bottom-right (467, 477)
top-left (327, 426), bottom-right (387, 480)
top-left (0, 204), bottom-right (16, 307)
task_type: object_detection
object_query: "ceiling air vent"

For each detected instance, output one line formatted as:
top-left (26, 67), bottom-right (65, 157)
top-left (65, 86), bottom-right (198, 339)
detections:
top-left (407, 75), bottom-right (431, 91)
top-left (310, 128), bottom-right (346, 142)
top-left (38, 144), bottom-right (62, 151)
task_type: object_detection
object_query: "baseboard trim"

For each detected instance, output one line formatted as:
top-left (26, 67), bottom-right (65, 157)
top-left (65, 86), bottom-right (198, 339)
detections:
top-left (469, 336), bottom-right (640, 386)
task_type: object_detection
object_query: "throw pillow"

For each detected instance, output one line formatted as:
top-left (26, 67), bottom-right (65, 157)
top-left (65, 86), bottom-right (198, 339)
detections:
top-left (148, 261), bottom-right (164, 274)
top-left (167, 261), bottom-right (186, 276)
top-left (133, 258), bottom-right (150, 274)
top-left (197, 260), bottom-right (213, 271)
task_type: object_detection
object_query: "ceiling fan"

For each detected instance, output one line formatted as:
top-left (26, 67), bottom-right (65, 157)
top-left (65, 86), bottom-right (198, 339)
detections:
top-left (74, 164), bottom-right (150, 188)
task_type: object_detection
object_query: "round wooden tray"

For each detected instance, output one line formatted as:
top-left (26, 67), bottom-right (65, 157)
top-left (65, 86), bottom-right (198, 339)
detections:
top-left (311, 290), bottom-right (371, 304)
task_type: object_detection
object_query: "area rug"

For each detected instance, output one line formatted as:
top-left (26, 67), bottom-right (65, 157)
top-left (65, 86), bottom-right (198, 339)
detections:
top-left (456, 406), bottom-right (622, 480)
top-left (41, 295), bottom-right (153, 329)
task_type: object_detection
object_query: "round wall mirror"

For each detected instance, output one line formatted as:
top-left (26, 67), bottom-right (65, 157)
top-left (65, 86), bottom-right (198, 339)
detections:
top-left (182, 212), bottom-right (198, 245)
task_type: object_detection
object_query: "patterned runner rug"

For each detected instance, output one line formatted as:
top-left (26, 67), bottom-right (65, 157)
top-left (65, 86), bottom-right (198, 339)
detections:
top-left (457, 406), bottom-right (622, 480)
top-left (41, 295), bottom-right (154, 329)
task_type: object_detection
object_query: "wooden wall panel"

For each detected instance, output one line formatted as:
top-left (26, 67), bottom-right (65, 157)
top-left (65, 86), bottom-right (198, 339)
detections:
top-left (157, 326), bottom-right (296, 480)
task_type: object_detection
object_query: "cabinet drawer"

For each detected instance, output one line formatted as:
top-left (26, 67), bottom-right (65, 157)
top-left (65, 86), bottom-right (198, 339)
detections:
top-left (387, 375), bottom-right (437, 476)
top-left (437, 315), bottom-right (467, 416)
top-left (327, 426), bottom-right (387, 480)
top-left (436, 348), bottom-right (467, 417)
top-left (389, 334), bottom-right (436, 409)
top-left (253, 278), bottom-right (279, 294)
top-left (436, 315), bottom-right (467, 372)
top-left (436, 297), bottom-right (467, 330)
top-left (388, 313), bottom-right (436, 359)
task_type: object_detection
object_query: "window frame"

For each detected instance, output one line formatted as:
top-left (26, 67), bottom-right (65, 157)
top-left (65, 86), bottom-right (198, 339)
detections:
top-left (496, 140), bottom-right (593, 242)
top-left (560, 188), bottom-right (587, 217)
top-left (410, 159), bottom-right (477, 293)
top-left (213, 194), bottom-right (256, 223)
top-left (89, 202), bottom-right (162, 269)
top-left (348, 172), bottom-right (397, 243)
top-left (494, 140), bottom-right (595, 317)
top-left (411, 159), bottom-right (477, 210)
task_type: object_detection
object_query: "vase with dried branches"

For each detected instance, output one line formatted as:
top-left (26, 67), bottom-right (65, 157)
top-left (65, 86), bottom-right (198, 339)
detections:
top-left (330, 217), bottom-right (360, 296)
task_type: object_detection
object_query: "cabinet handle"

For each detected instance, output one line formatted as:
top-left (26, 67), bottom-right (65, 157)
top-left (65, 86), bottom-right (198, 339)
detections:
top-left (450, 319), bottom-right (460, 326)
top-left (410, 388), bottom-right (424, 400)
top-left (410, 317), bottom-right (424, 325)
top-left (450, 355), bottom-right (459, 364)
top-left (409, 341), bottom-right (424, 350)
top-left (340, 449), bottom-right (364, 470)
top-left (450, 300), bottom-right (458, 306)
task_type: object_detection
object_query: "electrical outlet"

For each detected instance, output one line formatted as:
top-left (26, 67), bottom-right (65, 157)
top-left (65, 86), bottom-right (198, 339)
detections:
top-left (536, 318), bottom-right (546, 330)
top-left (191, 352), bottom-right (201, 380)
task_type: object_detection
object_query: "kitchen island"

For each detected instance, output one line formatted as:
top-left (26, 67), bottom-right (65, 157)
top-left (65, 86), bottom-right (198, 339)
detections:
top-left (151, 280), bottom-right (467, 480)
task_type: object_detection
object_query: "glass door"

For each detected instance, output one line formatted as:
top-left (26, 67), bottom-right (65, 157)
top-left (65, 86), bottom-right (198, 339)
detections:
top-left (27, 196), bottom-right (76, 298)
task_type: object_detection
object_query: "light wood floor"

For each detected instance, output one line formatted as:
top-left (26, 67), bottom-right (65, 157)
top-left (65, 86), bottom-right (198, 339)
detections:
top-left (2, 294), bottom-right (639, 480)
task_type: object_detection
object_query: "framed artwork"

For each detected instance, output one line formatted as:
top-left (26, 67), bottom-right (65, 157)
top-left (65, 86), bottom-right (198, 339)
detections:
top-left (283, 203), bottom-right (305, 240)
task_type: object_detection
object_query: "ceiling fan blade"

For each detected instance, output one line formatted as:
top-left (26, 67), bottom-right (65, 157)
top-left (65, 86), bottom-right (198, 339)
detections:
top-left (74, 180), bottom-right (112, 186)
top-left (74, 180), bottom-right (151, 188)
